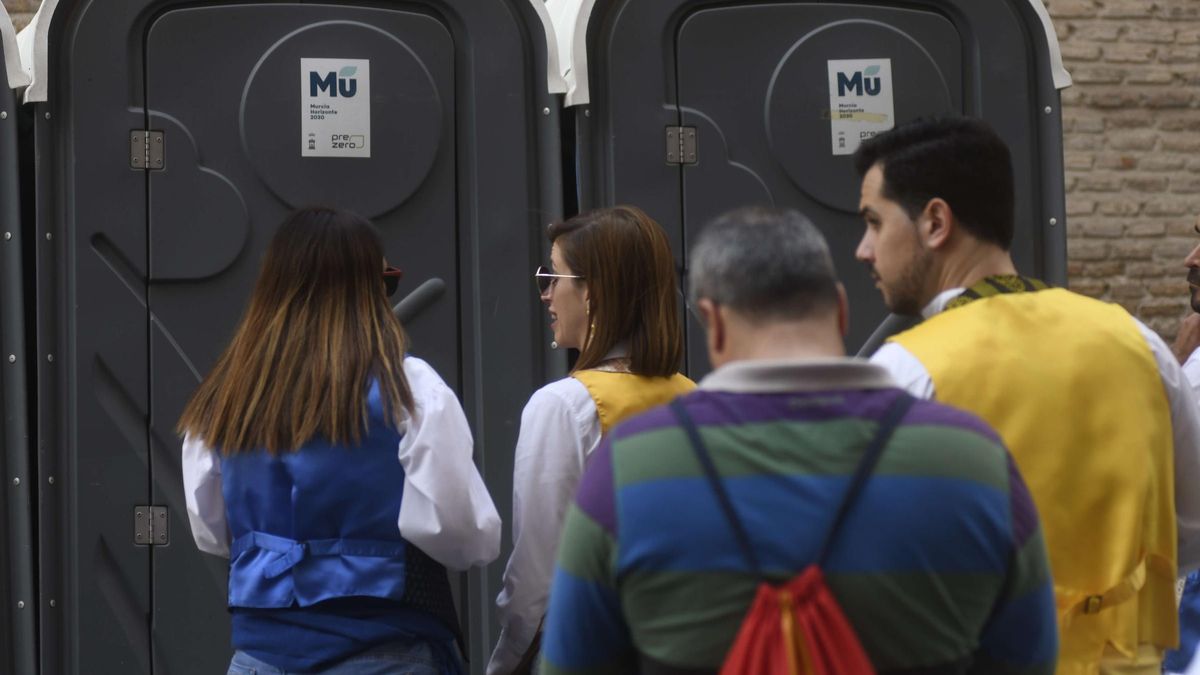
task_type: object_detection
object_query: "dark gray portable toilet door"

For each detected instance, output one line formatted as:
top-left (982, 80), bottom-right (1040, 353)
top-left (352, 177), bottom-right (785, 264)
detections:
top-left (144, 6), bottom-right (456, 673)
top-left (675, 4), bottom-right (961, 371)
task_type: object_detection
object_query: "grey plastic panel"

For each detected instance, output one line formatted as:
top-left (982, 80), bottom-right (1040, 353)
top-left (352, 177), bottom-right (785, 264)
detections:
top-left (0, 35), bottom-right (36, 675)
top-left (145, 8), bottom-right (456, 672)
top-left (35, 1), bottom-right (560, 673)
top-left (577, 0), bottom-right (1067, 374)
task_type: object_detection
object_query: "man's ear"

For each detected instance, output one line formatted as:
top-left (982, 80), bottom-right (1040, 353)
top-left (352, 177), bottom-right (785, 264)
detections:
top-left (919, 198), bottom-right (955, 250)
top-left (698, 298), bottom-right (724, 356)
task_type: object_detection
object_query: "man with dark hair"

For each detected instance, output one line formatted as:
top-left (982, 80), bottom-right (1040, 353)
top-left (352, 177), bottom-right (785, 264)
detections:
top-left (538, 206), bottom-right (1057, 674)
top-left (855, 116), bottom-right (1200, 674)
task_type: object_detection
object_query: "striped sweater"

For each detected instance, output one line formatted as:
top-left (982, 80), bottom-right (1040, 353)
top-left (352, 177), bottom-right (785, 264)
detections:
top-left (540, 360), bottom-right (1057, 675)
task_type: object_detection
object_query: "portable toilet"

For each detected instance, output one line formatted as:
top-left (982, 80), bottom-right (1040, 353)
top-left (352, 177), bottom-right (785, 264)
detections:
top-left (17, 0), bottom-right (562, 671)
top-left (561, 0), bottom-right (1072, 371)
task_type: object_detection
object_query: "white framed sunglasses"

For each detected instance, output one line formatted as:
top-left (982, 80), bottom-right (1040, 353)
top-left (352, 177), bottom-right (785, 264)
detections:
top-left (534, 265), bottom-right (584, 293)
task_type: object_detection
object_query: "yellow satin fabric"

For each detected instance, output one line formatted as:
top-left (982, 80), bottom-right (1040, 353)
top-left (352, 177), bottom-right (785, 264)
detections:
top-left (892, 288), bottom-right (1177, 673)
top-left (571, 370), bottom-right (695, 436)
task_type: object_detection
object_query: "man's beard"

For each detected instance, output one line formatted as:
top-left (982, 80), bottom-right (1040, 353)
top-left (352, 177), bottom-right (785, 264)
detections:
top-left (880, 247), bottom-right (933, 317)
top-left (1189, 268), bottom-right (1200, 313)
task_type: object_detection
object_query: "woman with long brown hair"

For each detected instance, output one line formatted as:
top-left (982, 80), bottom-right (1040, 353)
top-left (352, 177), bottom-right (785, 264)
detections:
top-left (487, 206), bottom-right (695, 674)
top-left (179, 207), bottom-right (499, 675)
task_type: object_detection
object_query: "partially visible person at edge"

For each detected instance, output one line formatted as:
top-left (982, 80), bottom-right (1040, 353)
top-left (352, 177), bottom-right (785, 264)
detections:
top-left (487, 206), bottom-right (696, 675)
top-left (539, 206), bottom-right (1057, 674)
top-left (855, 116), bottom-right (1200, 674)
top-left (1165, 222), bottom-right (1200, 675)
top-left (179, 207), bottom-right (500, 675)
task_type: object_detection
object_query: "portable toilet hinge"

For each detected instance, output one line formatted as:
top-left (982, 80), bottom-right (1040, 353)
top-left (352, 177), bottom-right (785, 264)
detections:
top-left (129, 130), bottom-right (165, 171)
top-left (134, 506), bottom-right (169, 546)
top-left (665, 126), bottom-right (698, 165)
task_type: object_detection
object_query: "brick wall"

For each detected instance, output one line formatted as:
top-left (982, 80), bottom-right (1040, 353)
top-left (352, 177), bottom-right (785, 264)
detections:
top-left (2, 0), bottom-right (36, 31)
top-left (1046, 0), bottom-right (1200, 340)
top-left (2, 0), bottom-right (1198, 337)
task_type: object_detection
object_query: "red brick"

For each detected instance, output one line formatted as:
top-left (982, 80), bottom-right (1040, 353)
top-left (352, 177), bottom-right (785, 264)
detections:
top-left (1129, 222), bottom-right (1168, 237)
top-left (1113, 241), bottom-right (1156, 260)
top-left (1070, 280), bottom-right (1110, 298)
top-left (1095, 154), bottom-right (1139, 170)
top-left (1099, 0), bottom-right (1157, 18)
top-left (1069, 240), bottom-right (1111, 261)
top-left (1127, 262), bottom-right (1166, 278)
top-left (1143, 156), bottom-right (1188, 172)
top-left (1073, 66), bottom-right (1127, 84)
top-left (1125, 177), bottom-right (1171, 193)
top-left (1110, 283), bottom-right (1148, 300)
top-left (1145, 199), bottom-right (1194, 216)
top-left (1150, 281), bottom-right (1189, 297)
top-left (1062, 43), bottom-right (1104, 61)
top-left (1080, 261), bottom-right (1125, 277)
top-left (1125, 24), bottom-right (1177, 43)
top-left (1098, 198), bottom-right (1141, 216)
top-left (1146, 91), bottom-right (1195, 108)
top-left (1067, 196), bottom-right (1098, 215)
top-left (1163, 136), bottom-right (1200, 152)
top-left (1105, 45), bottom-right (1157, 63)
top-left (1083, 221), bottom-right (1126, 237)
top-left (1075, 23), bottom-right (1124, 42)
top-left (1126, 69), bottom-right (1177, 85)
top-left (1160, 47), bottom-right (1200, 63)
top-left (1089, 91), bottom-right (1141, 108)
top-left (1049, 0), bottom-right (1100, 18)
top-left (1141, 298), bottom-right (1190, 317)
top-left (1067, 115), bottom-right (1107, 133)
top-left (1077, 175), bottom-right (1124, 192)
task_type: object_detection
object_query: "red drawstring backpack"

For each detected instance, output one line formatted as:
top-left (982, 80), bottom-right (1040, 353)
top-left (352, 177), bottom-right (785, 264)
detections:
top-left (669, 393), bottom-right (914, 675)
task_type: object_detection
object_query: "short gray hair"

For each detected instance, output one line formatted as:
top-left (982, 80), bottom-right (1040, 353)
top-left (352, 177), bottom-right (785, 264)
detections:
top-left (688, 207), bottom-right (839, 321)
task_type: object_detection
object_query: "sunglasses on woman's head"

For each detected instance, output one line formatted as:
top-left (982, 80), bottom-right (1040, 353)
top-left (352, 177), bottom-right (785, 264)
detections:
top-left (534, 265), bottom-right (585, 294)
top-left (383, 266), bottom-right (404, 297)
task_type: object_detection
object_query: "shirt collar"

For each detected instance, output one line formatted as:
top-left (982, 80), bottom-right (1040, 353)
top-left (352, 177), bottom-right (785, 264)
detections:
top-left (922, 287), bottom-right (965, 319)
top-left (698, 358), bottom-right (897, 394)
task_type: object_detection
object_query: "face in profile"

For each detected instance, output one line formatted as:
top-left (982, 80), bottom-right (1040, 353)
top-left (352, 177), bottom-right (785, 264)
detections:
top-left (855, 164), bottom-right (933, 316)
top-left (540, 242), bottom-right (590, 349)
top-left (1186, 222), bottom-right (1200, 313)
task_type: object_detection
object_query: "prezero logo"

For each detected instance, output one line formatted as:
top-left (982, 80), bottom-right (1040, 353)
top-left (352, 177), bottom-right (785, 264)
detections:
top-left (837, 65), bottom-right (883, 97)
top-left (309, 65), bottom-right (359, 98)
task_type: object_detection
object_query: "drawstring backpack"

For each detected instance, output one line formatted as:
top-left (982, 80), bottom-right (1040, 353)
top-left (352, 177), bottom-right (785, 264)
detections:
top-left (669, 393), bottom-right (914, 675)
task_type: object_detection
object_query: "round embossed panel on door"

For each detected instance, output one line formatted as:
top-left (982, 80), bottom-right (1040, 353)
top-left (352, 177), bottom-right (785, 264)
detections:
top-left (240, 19), bottom-right (445, 218)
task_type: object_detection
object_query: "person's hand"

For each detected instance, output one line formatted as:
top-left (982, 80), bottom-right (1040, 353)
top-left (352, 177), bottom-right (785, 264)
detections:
top-left (1174, 313), bottom-right (1200, 364)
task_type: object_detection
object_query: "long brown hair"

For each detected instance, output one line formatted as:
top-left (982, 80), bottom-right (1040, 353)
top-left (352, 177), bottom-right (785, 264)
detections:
top-left (177, 207), bottom-right (415, 454)
top-left (549, 205), bottom-right (684, 377)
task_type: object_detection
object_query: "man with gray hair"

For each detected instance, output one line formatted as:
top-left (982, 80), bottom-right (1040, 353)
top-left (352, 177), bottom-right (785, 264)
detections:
top-left (538, 206), bottom-right (1057, 674)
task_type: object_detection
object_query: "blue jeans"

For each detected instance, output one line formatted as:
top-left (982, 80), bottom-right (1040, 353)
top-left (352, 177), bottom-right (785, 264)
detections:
top-left (227, 641), bottom-right (440, 674)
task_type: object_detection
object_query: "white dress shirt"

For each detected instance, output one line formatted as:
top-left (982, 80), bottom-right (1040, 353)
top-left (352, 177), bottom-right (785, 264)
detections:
top-left (181, 355), bottom-right (502, 572)
top-left (1183, 349), bottom-right (1200, 404)
top-left (871, 289), bottom-right (1200, 573)
top-left (487, 376), bottom-right (601, 675)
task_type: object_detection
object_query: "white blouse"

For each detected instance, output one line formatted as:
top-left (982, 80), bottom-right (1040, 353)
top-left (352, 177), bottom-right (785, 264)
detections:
top-left (180, 355), bottom-right (502, 572)
top-left (487, 376), bottom-right (601, 675)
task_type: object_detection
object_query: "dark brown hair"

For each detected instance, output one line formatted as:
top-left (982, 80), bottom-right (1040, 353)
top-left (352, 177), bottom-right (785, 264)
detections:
top-left (549, 205), bottom-right (684, 377)
top-left (177, 207), bottom-right (414, 454)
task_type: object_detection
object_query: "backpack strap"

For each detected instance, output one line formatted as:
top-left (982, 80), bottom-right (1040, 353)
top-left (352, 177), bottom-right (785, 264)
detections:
top-left (669, 392), bottom-right (914, 578)
top-left (814, 392), bottom-right (914, 566)
top-left (670, 398), bottom-right (765, 577)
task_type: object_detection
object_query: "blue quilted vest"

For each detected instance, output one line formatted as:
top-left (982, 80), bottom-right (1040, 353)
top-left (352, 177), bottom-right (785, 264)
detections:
top-left (219, 382), bottom-right (458, 633)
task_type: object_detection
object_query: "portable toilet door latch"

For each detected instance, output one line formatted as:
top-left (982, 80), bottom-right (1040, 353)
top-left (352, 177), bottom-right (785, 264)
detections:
top-left (134, 506), bottom-right (169, 545)
top-left (665, 126), bottom-right (698, 165)
top-left (129, 130), bottom-right (165, 170)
